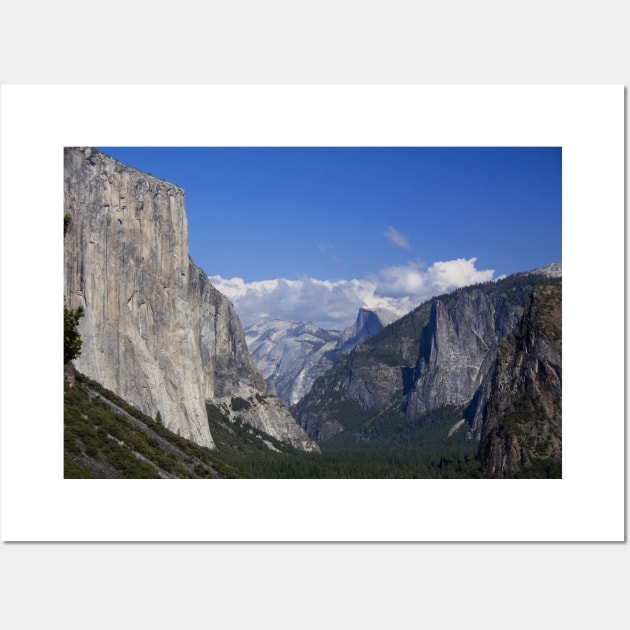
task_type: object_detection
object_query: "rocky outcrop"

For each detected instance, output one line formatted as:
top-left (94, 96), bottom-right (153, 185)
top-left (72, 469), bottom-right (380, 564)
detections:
top-left (477, 282), bottom-right (562, 476)
top-left (405, 286), bottom-right (524, 433)
top-left (292, 299), bottom-right (432, 441)
top-left (245, 307), bottom-right (399, 407)
top-left (188, 260), bottom-right (267, 399)
top-left (212, 394), bottom-right (320, 452)
top-left (245, 318), bottom-right (341, 406)
top-left (335, 308), bottom-right (398, 355)
top-left (526, 263), bottom-right (562, 279)
top-left (64, 147), bottom-right (317, 452)
top-left (294, 271), bottom-right (561, 443)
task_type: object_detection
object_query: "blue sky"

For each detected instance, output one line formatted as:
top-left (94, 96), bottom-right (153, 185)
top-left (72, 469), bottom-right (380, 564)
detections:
top-left (98, 147), bottom-right (561, 329)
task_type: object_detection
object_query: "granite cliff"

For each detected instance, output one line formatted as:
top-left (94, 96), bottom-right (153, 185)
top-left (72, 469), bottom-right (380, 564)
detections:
top-left (335, 308), bottom-right (399, 355)
top-left (405, 284), bottom-right (525, 437)
top-left (477, 282), bottom-right (562, 476)
top-left (293, 270), bottom-right (561, 445)
top-left (64, 147), bottom-right (318, 452)
top-left (245, 318), bottom-right (342, 406)
top-left (244, 307), bottom-right (398, 407)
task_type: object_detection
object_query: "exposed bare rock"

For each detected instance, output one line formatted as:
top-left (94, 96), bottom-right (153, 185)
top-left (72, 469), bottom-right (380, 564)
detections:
top-left (528, 262), bottom-right (563, 278)
top-left (405, 286), bottom-right (525, 431)
top-left (64, 147), bottom-right (316, 451)
top-left (294, 272), bottom-right (561, 443)
top-left (334, 308), bottom-right (399, 355)
top-left (477, 282), bottom-right (562, 476)
top-left (213, 394), bottom-right (320, 452)
top-left (245, 318), bottom-right (341, 406)
top-left (245, 307), bottom-right (399, 407)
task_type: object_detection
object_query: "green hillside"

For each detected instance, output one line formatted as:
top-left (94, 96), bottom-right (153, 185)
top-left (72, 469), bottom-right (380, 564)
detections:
top-left (64, 369), bottom-right (244, 479)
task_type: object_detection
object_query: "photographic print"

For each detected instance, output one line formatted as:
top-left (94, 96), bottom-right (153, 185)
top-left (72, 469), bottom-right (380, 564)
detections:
top-left (63, 145), bottom-right (562, 480)
top-left (2, 85), bottom-right (623, 541)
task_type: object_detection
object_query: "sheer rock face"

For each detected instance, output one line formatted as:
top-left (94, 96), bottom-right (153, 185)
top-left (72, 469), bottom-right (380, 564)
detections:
top-left (477, 282), bottom-right (562, 476)
top-left (245, 308), bottom-right (399, 408)
top-left (64, 147), bottom-right (316, 451)
top-left (294, 273), bottom-right (559, 443)
top-left (335, 308), bottom-right (399, 355)
top-left (245, 318), bottom-right (342, 406)
top-left (405, 288), bottom-right (523, 429)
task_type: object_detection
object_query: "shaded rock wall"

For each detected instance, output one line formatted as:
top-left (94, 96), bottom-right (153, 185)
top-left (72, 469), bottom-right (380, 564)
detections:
top-left (477, 282), bottom-right (562, 476)
top-left (405, 287), bottom-right (524, 432)
top-left (245, 308), bottom-right (399, 408)
top-left (294, 273), bottom-right (556, 443)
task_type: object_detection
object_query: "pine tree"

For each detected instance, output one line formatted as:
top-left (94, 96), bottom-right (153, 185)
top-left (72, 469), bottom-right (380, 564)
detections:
top-left (63, 213), bottom-right (84, 363)
top-left (64, 305), bottom-right (84, 364)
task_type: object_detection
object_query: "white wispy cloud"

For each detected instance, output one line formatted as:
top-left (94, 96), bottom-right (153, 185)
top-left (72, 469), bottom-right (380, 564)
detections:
top-left (209, 257), bottom-right (496, 330)
top-left (384, 226), bottom-right (411, 250)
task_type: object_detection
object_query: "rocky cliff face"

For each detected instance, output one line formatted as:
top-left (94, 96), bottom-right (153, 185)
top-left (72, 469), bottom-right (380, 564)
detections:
top-left (245, 318), bottom-right (341, 406)
top-left (335, 308), bottom-right (399, 355)
top-left (405, 286), bottom-right (524, 434)
top-left (64, 147), bottom-right (317, 452)
top-left (294, 272), bottom-right (560, 443)
top-left (292, 298), bottom-right (432, 441)
top-left (477, 282), bottom-right (562, 476)
top-left (245, 307), bottom-right (399, 407)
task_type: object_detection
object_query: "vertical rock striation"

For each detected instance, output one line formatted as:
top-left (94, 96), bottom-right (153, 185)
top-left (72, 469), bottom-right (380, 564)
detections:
top-left (244, 307), bottom-right (399, 408)
top-left (244, 318), bottom-right (342, 406)
top-left (294, 272), bottom-right (560, 443)
top-left (477, 282), bottom-right (562, 476)
top-left (64, 147), bottom-right (317, 452)
top-left (405, 287), bottom-right (524, 433)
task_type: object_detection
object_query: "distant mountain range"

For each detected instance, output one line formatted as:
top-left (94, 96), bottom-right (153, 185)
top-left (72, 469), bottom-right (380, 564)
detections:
top-left (292, 265), bottom-right (562, 476)
top-left (245, 307), bottom-right (399, 406)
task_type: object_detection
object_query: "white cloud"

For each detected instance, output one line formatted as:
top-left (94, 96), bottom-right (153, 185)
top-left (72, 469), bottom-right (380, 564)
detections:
top-left (209, 257), bottom-right (496, 330)
top-left (375, 257), bottom-right (495, 302)
top-left (428, 257), bottom-right (495, 291)
top-left (210, 275), bottom-right (370, 330)
top-left (384, 226), bottom-right (411, 250)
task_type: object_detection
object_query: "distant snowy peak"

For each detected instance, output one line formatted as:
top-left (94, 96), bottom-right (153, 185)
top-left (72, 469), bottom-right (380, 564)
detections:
top-left (528, 262), bottom-right (562, 278)
top-left (245, 317), bottom-right (340, 355)
top-left (244, 307), bottom-right (400, 407)
top-left (243, 318), bottom-right (342, 406)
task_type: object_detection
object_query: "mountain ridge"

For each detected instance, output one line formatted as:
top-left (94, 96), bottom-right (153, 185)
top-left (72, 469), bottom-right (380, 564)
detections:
top-left (293, 267), bottom-right (561, 451)
top-left (245, 307), bottom-right (399, 406)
